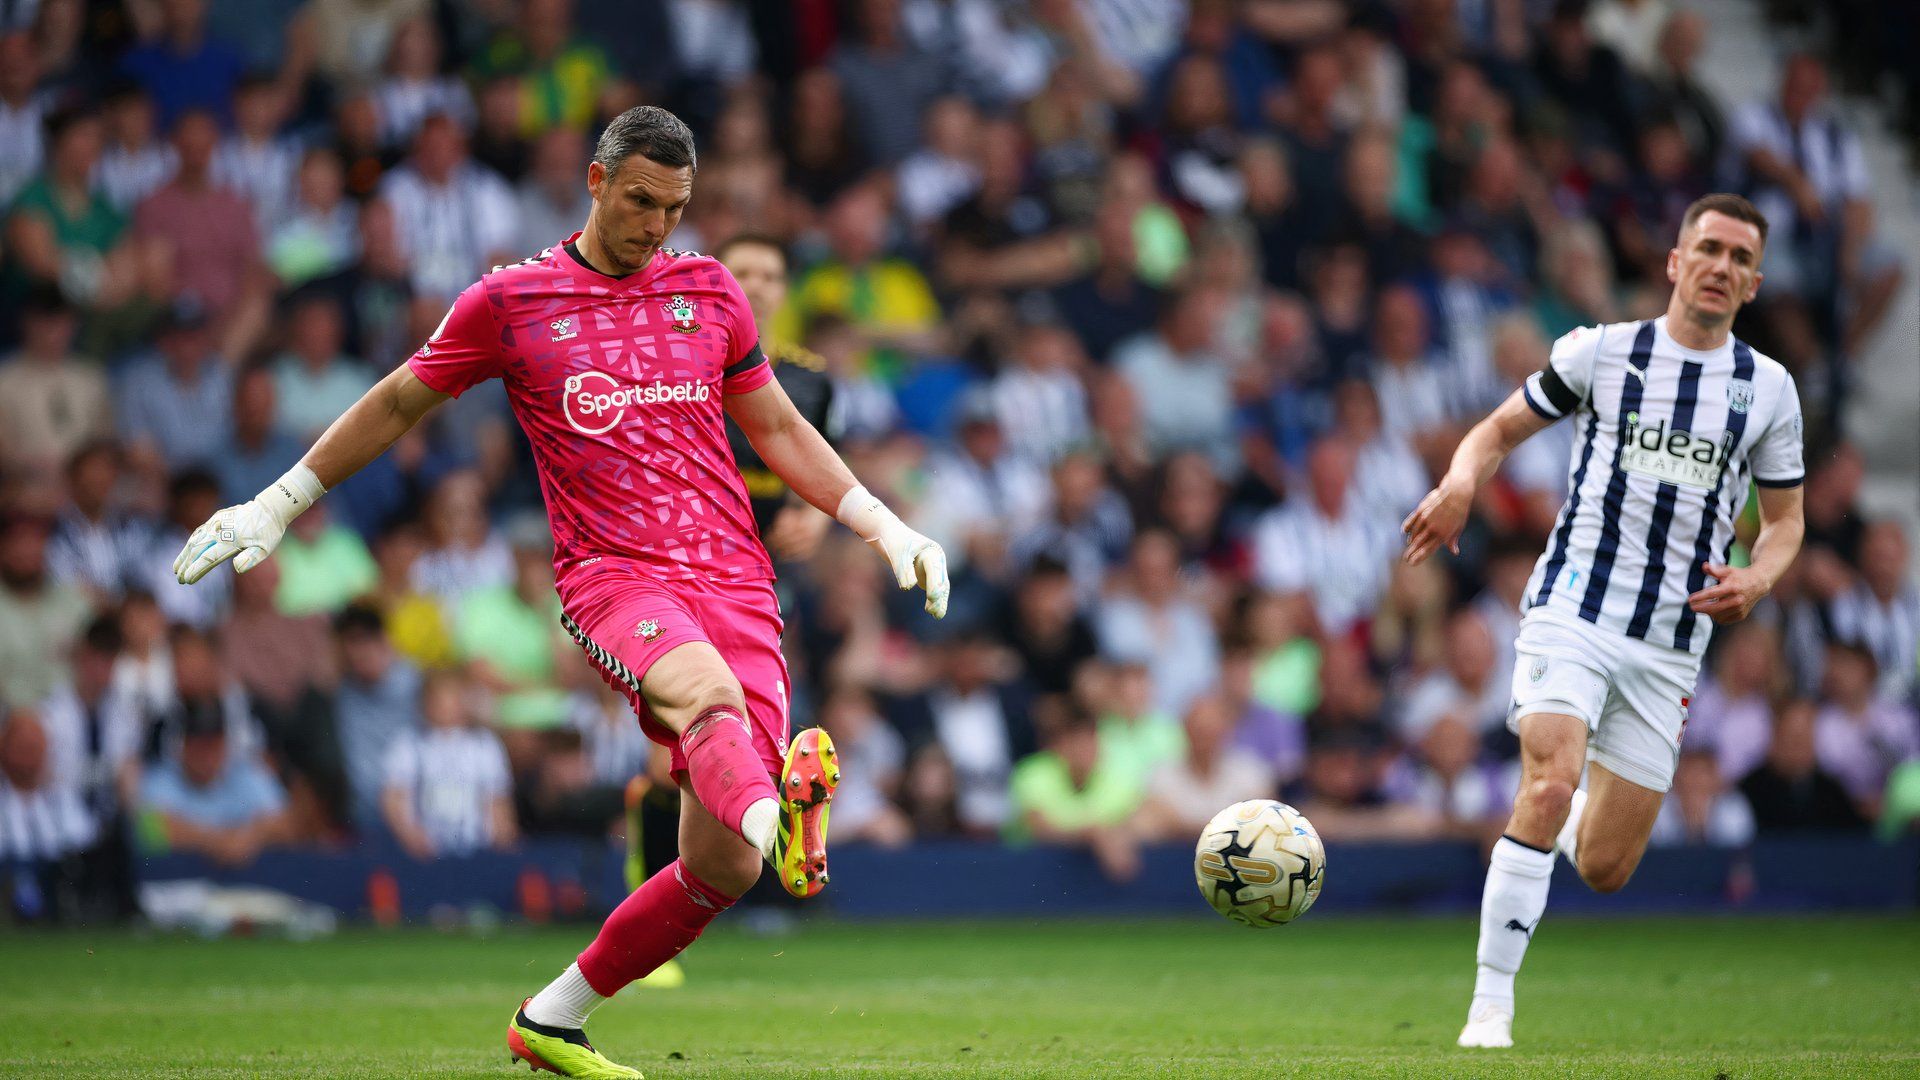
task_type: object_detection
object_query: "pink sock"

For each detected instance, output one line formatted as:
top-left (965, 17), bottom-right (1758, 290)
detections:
top-left (680, 705), bottom-right (778, 838)
top-left (575, 859), bottom-right (736, 995)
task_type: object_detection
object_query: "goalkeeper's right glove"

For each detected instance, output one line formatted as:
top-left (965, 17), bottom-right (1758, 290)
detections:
top-left (835, 485), bottom-right (950, 619)
top-left (173, 463), bottom-right (326, 584)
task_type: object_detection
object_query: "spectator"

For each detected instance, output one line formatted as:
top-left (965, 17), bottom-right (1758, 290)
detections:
top-left (333, 604), bottom-right (421, 832)
top-left (0, 513), bottom-right (93, 710)
top-left (379, 113), bottom-right (520, 302)
top-left (1008, 707), bottom-right (1144, 882)
top-left (34, 615), bottom-right (145, 919)
top-left (0, 288), bottom-right (110, 478)
top-left (515, 127), bottom-right (593, 257)
top-left (895, 96), bottom-right (982, 230)
top-left (375, 16), bottom-right (474, 150)
top-left (895, 629), bottom-right (1034, 837)
top-left (1330, 379), bottom-right (1428, 531)
top-left (1049, 200), bottom-right (1164, 363)
top-left (1649, 747), bottom-right (1756, 848)
top-left (110, 591), bottom-right (174, 723)
top-left (472, 0), bottom-right (614, 135)
top-left (365, 523), bottom-right (456, 672)
top-left (1112, 283), bottom-right (1238, 475)
top-left (6, 109), bottom-right (151, 320)
top-left (1009, 450), bottom-right (1133, 607)
top-left (1739, 699), bottom-right (1867, 834)
top-left (118, 0), bottom-right (246, 129)
top-left (327, 90), bottom-right (393, 203)
top-left (270, 295), bottom-right (376, 442)
top-left (137, 697), bottom-right (291, 866)
top-left (0, 30), bottom-right (46, 208)
top-left (309, 0), bottom-right (428, 86)
top-left (92, 84), bottom-right (176, 213)
top-left (219, 557), bottom-right (335, 755)
top-left (211, 75), bottom-right (300, 232)
top-left (219, 366), bottom-right (305, 507)
top-left (381, 671), bottom-right (516, 858)
top-left (1365, 284), bottom-right (1457, 458)
top-left (1687, 621), bottom-right (1785, 783)
top-left (914, 391), bottom-right (1051, 576)
top-left (268, 149), bottom-right (361, 288)
top-left (1093, 660), bottom-right (1185, 792)
top-left (456, 527), bottom-right (569, 732)
top-left (47, 442), bottom-right (153, 604)
top-left (270, 498), bottom-right (379, 618)
top-left (938, 117), bottom-right (1080, 293)
top-left (115, 297), bottom-right (232, 473)
top-left (900, 744), bottom-right (963, 839)
top-left (1097, 529), bottom-right (1220, 718)
top-left (1586, 0), bottom-right (1674, 77)
top-left (1534, 0), bottom-right (1639, 158)
top-left (1334, 129), bottom-right (1425, 285)
top-left (829, 0), bottom-right (951, 167)
top-left (133, 109), bottom-right (270, 353)
top-left (1398, 608), bottom-right (1508, 742)
top-left (775, 181), bottom-right (942, 379)
top-left (1641, 11), bottom-right (1723, 166)
top-left (988, 318), bottom-right (1092, 469)
top-left (780, 67), bottom-right (869, 208)
top-left (1385, 713), bottom-right (1510, 840)
top-left (0, 707), bottom-right (97, 920)
top-left (1153, 449), bottom-right (1233, 577)
top-left (1294, 731), bottom-right (1436, 842)
top-left (1826, 520), bottom-right (1919, 702)
top-left (997, 556), bottom-right (1099, 698)
top-left (1251, 437), bottom-right (1395, 638)
top-left (412, 470), bottom-right (513, 607)
top-left (1139, 693), bottom-right (1275, 842)
top-left (816, 682), bottom-right (911, 847)
top-left (1814, 641), bottom-right (1920, 818)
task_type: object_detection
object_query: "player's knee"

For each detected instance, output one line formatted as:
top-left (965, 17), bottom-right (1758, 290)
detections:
top-left (1579, 853), bottom-right (1636, 894)
top-left (1517, 775), bottom-right (1576, 821)
top-left (665, 676), bottom-right (748, 736)
top-left (684, 842), bottom-right (760, 898)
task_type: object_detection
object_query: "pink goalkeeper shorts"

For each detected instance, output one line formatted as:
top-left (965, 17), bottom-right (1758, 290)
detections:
top-left (558, 558), bottom-right (790, 783)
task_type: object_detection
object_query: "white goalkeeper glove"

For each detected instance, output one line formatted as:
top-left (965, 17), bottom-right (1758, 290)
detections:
top-left (173, 464), bottom-right (326, 584)
top-left (836, 485), bottom-right (949, 619)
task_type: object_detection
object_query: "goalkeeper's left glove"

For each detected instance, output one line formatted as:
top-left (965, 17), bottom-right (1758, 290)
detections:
top-left (172, 463), bottom-right (326, 584)
top-left (835, 484), bottom-right (949, 619)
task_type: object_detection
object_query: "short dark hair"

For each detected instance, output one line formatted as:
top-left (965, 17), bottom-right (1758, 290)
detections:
top-left (1681, 193), bottom-right (1769, 246)
top-left (713, 232), bottom-right (786, 266)
top-left (593, 106), bottom-right (697, 178)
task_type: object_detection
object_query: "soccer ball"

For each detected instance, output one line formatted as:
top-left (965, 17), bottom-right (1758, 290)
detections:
top-left (1194, 800), bottom-right (1325, 927)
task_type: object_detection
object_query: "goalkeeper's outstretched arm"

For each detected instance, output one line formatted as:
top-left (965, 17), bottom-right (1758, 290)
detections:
top-left (725, 376), bottom-right (949, 619)
top-left (174, 366), bottom-right (450, 584)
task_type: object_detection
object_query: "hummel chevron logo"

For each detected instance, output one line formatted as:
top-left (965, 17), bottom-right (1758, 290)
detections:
top-left (1505, 918), bottom-right (1540, 939)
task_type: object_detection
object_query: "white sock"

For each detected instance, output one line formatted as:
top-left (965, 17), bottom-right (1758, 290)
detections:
top-left (524, 962), bottom-right (605, 1029)
top-left (1471, 835), bottom-right (1554, 1016)
top-left (1555, 788), bottom-right (1587, 869)
top-left (741, 797), bottom-right (779, 861)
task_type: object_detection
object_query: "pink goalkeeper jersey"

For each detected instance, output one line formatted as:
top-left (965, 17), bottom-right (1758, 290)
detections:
top-left (407, 234), bottom-right (776, 582)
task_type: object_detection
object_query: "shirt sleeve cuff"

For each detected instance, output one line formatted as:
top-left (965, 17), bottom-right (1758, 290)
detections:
top-left (1753, 474), bottom-right (1804, 488)
top-left (1521, 381), bottom-right (1560, 420)
top-left (406, 354), bottom-right (465, 398)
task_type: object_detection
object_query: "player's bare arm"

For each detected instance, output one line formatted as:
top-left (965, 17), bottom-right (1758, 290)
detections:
top-left (725, 376), bottom-right (950, 618)
top-left (1401, 389), bottom-right (1556, 565)
top-left (173, 365), bottom-right (450, 584)
top-left (1688, 482), bottom-right (1804, 625)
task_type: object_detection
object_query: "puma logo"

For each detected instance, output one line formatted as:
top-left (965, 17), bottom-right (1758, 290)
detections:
top-left (1505, 918), bottom-right (1539, 939)
top-left (1625, 362), bottom-right (1647, 384)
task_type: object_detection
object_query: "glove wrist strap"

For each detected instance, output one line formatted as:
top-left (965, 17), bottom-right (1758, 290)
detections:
top-left (259, 462), bottom-right (326, 528)
top-left (835, 484), bottom-right (900, 542)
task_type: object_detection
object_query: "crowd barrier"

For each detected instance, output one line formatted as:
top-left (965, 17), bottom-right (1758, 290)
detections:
top-left (133, 835), bottom-right (1920, 924)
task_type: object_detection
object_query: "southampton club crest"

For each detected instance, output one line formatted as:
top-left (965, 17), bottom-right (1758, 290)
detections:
top-left (665, 294), bottom-right (700, 333)
top-left (634, 619), bottom-right (663, 643)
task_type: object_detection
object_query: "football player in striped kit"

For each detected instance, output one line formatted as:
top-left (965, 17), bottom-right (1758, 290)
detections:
top-left (1402, 194), bottom-right (1806, 1049)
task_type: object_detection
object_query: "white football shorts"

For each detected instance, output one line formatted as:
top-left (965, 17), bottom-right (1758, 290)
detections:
top-left (1506, 608), bottom-right (1702, 793)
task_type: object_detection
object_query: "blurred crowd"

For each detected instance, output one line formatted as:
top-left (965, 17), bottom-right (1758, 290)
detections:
top-left (2, 0), bottom-right (1917, 920)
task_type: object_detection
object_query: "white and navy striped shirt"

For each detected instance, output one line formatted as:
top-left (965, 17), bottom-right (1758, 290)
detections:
top-left (1520, 317), bottom-right (1804, 657)
top-left (382, 726), bottom-right (511, 856)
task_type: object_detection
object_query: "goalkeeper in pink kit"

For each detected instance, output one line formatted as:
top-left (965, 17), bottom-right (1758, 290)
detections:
top-left (172, 107), bottom-right (949, 1079)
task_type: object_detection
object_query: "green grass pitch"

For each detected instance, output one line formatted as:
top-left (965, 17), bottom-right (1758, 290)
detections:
top-left (3, 914), bottom-right (1917, 1077)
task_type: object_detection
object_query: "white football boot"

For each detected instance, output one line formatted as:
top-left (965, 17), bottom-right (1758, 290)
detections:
top-left (1458, 1002), bottom-right (1514, 1048)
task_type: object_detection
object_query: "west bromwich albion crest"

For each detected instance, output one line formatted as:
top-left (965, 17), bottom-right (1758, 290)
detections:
top-left (1726, 378), bottom-right (1755, 414)
top-left (665, 295), bottom-right (699, 333)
